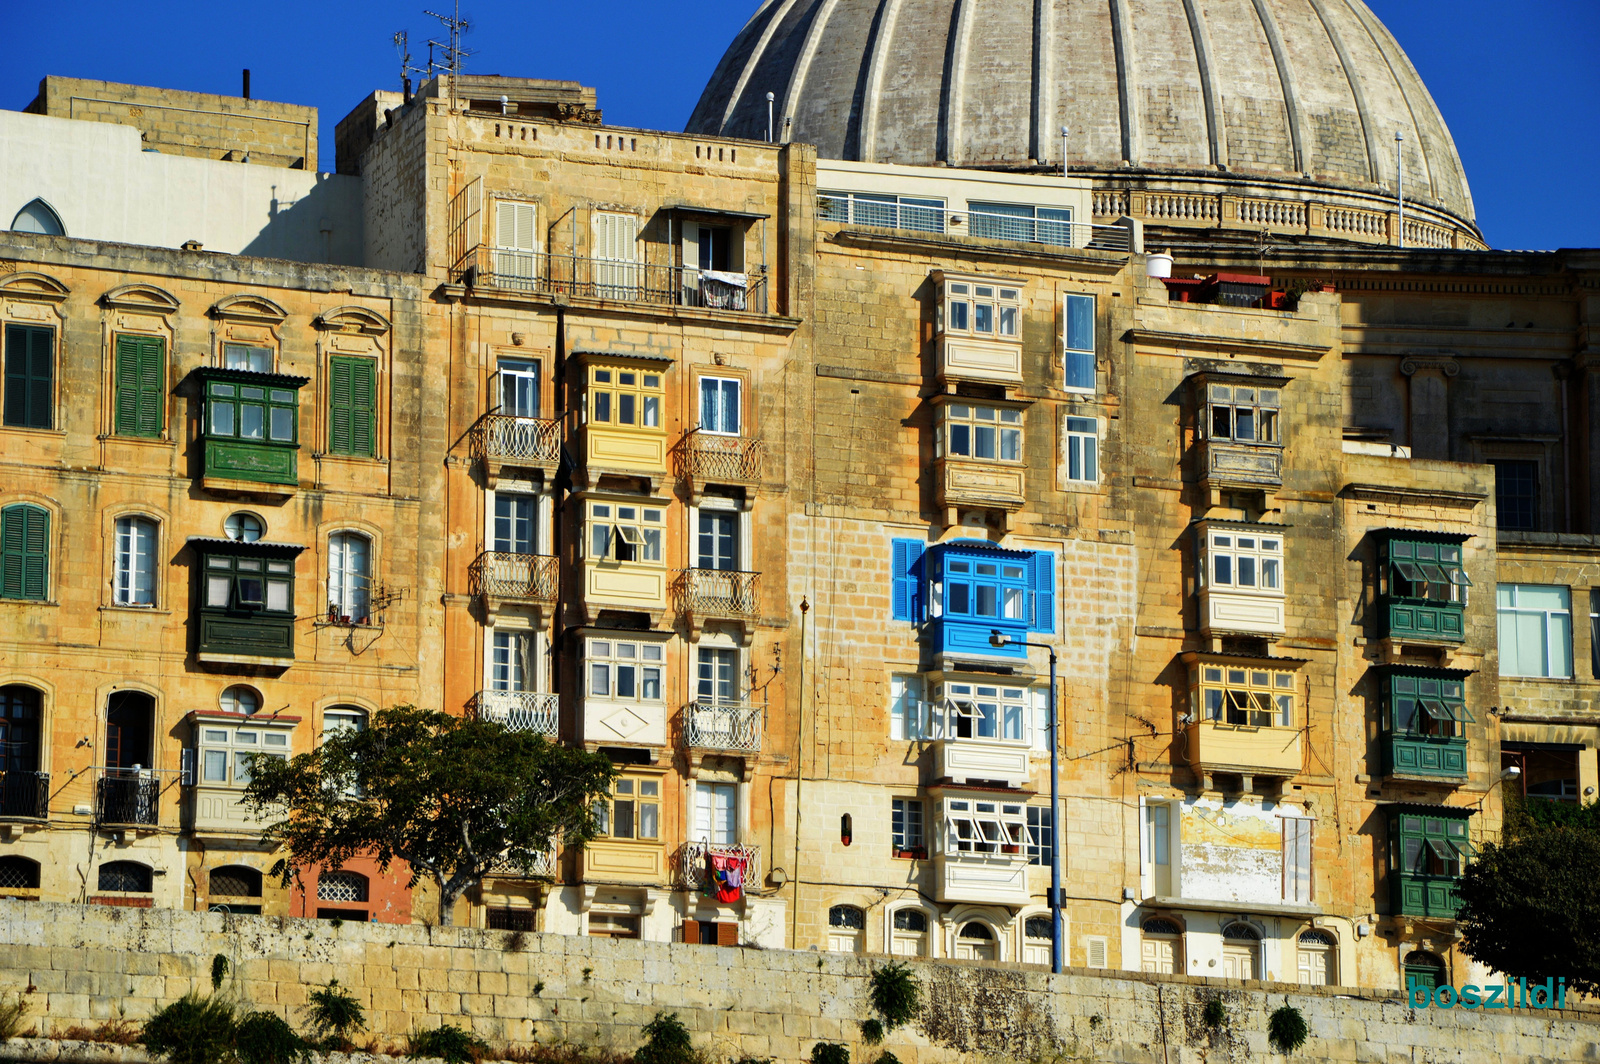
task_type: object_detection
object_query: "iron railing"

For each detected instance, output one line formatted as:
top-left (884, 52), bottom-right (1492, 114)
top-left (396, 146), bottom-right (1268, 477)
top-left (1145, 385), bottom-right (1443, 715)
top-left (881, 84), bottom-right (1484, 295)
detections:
top-left (682, 700), bottom-right (763, 753)
top-left (470, 551), bottom-right (558, 603)
top-left (97, 774), bottom-right (159, 826)
top-left (470, 414), bottom-right (562, 468)
top-left (678, 568), bottom-right (761, 620)
top-left (0, 771), bottom-right (48, 819)
top-left (453, 247), bottom-right (770, 314)
top-left (817, 193), bottom-right (1134, 252)
top-left (489, 847), bottom-right (557, 880)
top-left (679, 429), bottom-right (766, 484)
top-left (476, 691), bottom-right (560, 737)
top-left (678, 842), bottom-right (761, 892)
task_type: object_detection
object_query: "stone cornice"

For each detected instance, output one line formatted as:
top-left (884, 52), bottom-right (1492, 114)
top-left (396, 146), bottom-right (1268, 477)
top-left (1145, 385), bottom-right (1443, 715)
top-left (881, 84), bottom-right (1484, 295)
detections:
top-left (1122, 328), bottom-right (1329, 360)
top-left (1342, 483), bottom-right (1486, 509)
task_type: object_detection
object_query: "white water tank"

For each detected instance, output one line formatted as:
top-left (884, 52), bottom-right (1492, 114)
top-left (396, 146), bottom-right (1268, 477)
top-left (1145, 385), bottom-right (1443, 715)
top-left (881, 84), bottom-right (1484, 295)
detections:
top-left (1146, 253), bottom-right (1174, 279)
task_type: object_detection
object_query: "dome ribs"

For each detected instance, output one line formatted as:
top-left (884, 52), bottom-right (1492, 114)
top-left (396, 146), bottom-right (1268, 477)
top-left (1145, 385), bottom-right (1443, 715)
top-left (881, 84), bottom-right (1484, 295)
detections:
top-left (1343, 0), bottom-right (1439, 203)
top-left (1306, 0), bottom-right (1382, 184)
top-left (1247, 0), bottom-right (1308, 174)
top-left (850, 0), bottom-right (904, 162)
top-left (1180, 0), bottom-right (1228, 170)
top-left (781, 0), bottom-right (844, 155)
top-left (1106, 0), bottom-right (1141, 166)
top-left (718, 0), bottom-right (806, 136)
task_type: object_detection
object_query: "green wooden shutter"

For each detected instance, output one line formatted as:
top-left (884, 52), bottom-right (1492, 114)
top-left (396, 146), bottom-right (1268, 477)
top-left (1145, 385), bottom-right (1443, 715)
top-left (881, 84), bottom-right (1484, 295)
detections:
top-left (5, 324), bottom-right (54, 430)
top-left (0, 504), bottom-right (48, 600)
top-left (115, 335), bottom-right (165, 437)
top-left (329, 357), bottom-right (377, 456)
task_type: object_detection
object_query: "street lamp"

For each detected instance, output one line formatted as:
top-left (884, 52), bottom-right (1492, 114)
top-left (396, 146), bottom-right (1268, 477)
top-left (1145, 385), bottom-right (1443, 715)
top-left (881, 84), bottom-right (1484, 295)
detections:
top-left (991, 629), bottom-right (1062, 974)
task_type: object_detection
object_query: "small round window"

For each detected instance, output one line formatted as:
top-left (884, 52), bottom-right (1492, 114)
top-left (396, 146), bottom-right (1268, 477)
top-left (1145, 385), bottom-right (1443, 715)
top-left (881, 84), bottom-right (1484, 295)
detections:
top-left (224, 513), bottom-right (264, 542)
top-left (220, 685), bottom-right (262, 715)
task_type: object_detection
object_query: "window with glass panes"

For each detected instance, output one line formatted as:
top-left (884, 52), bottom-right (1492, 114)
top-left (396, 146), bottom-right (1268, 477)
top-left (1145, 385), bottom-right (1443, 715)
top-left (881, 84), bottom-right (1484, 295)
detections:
top-left (588, 502), bottom-right (663, 563)
top-left (1497, 584), bottom-right (1573, 678)
top-left (936, 683), bottom-right (1028, 741)
top-left (498, 358), bottom-right (540, 418)
top-left (491, 630), bottom-right (532, 692)
top-left (1384, 539), bottom-right (1470, 603)
top-left (1394, 814), bottom-right (1473, 878)
top-left (206, 379), bottom-right (297, 444)
top-left (891, 797), bottom-right (924, 853)
top-left (595, 776), bottom-right (660, 840)
top-left (114, 516), bottom-right (157, 606)
top-left (819, 190), bottom-right (946, 232)
top-left (196, 723), bottom-right (289, 787)
top-left (494, 494), bottom-right (536, 554)
top-left (1490, 460), bottom-right (1537, 531)
top-left (1204, 382), bottom-right (1280, 443)
top-left (945, 403), bottom-right (1022, 461)
top-left (696, 509), bottom-right (738, 570)
top-left (1065, 416), bottom-right (1098, 482)
top-left (698, 376), bottom-right (741, 435)
top-left (937, 555), bottom-right (1031, 623)
top-left (222, 343), bottom-right (273, 373)
top-left (1194, 666), bottom-right (1296, 727)
top-left (942, 280), bottom-right (1020, 338)
top-left (327, 532), bottom-right (371, 623)
top-left (1063, 294), bottom-right (1095, 391)
top-left (587, 638), bottom-right (663, 701)
top-left (944, 798), bottom-right (1026, 854)
top-left (588, 365), bottom-right (661, 429)
top-left (888, 674), bottom-right (926, 741)
top-left (204, 553), bottom-right (293, 613)
top-left (1386, 672), bottom-right (1473, 739)
top-left (968, 201), bottom-right (1073, 246)
top-left (1026, 805), bottom-right (1054, 866)
top-left (1203, 530), bottom-right (1283, 594)
top-left (696, 647), bottom-right (739, 703)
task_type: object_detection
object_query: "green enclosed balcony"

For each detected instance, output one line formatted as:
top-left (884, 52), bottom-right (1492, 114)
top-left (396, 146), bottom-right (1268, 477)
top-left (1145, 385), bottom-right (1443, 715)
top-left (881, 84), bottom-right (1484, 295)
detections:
top-left (1378, 667), bottom-right (1473, 781)
top-left (191, 537), bottom-right (303, 667)
top-left (1375, 532), bottom-right (1471, 645)
top-left (1388, 805), bottom-right (1474, 919)
top-left (193, 368), bottom-right (308, 494)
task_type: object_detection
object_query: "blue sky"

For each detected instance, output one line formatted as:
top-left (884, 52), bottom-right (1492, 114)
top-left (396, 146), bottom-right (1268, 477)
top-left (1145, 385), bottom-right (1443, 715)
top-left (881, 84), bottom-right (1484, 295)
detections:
top-left (5, 1), bottom-right (1596, 250)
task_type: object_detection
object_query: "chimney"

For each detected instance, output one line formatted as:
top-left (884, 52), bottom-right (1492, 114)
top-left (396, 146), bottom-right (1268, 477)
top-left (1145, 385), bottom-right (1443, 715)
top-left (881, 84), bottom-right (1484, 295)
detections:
top-left (242, 69), bottom-right (251, 99)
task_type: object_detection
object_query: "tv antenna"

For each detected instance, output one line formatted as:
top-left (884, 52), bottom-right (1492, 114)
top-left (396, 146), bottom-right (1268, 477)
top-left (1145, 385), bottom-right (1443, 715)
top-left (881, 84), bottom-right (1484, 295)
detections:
top-left (423, 2), bottom-right (473, 83)
top-left (393, 31), bottom-right (427, 94)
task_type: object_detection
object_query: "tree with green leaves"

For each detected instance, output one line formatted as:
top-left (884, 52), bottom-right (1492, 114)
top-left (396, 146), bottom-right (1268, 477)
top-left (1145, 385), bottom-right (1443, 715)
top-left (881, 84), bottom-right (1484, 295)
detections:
top-left (1455, 798), bottom-right (1600, 994)
top-left (243, 706), bottom-right (616, 925)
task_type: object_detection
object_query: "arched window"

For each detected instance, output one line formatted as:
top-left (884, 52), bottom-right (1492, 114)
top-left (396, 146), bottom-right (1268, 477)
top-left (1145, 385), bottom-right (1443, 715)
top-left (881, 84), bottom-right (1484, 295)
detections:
top-left (220, 685), bottom-right (261, 716)
top-left (1222, 922), bottom-right (1261, 980)
top-left (323, 705), bottom-right (367, 736)
top-left (955, 920), bottom-right (997, 961)
top-left (328, 532), bottom-right (371, 624)
top-left (1298, 929), bottom-right (1338, 986)
top-left (1141, 918), bottom-right (1183, 975)
top-left (827, 904), bottom-right (865, 953)
top-left (98, 861), bottom-right (153, 893)
top-left (1022, 915), bottom-right (1053, 965)
top-left (0, 855), bottom-right (41, 890)
top-left (317, 870), bottom-right (368, 903)
top-left (0, 504), bottom-right (50, 601)
top-left (890, 908), bottom-right (929, 958)
top-left (1404, 949), bottom-right (1446, 992)
top-left (114, 516), bottom-right (158, 606)
top-left (209, 865), bottom-right (263, 898)
top-left (0, 685), bottom-right (44, 818)
top-left (224, 512), bottom-right (264, 542)
top-left (11, 199), bottom-right (64, 236)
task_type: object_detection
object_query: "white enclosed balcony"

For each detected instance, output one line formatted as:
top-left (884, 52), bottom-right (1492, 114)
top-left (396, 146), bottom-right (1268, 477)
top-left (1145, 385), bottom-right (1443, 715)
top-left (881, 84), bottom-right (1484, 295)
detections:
top-left (928, 687), bottom-right (1034, 789)
top-left (933, 796), bottom-right (1030, 906)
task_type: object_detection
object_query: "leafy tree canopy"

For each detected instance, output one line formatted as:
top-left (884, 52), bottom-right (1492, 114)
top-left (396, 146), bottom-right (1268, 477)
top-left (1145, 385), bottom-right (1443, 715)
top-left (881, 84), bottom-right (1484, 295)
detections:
top-left (1456, 798), bottom-right (1600, 994)
top-left (243, 706), bottom-right (616, 924)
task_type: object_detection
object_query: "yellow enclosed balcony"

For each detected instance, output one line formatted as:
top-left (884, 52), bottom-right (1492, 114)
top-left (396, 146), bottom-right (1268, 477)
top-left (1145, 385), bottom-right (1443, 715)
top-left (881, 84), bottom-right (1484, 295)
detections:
top-left (576, 358), bottom-right (671, 491)
top-left (932, 397), bottom-right (1029, 526)
top-left (1184, 655), bottom-right (1306, 785)
top-left (581, 498), bottom-right (668, 624)
top-left (583, 774), bottom-right (666, 883)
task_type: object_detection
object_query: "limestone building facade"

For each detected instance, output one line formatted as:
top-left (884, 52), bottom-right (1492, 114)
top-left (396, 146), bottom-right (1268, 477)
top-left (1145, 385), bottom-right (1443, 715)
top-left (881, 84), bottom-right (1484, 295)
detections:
top-left (0, 0), bottom-right (1596, 998)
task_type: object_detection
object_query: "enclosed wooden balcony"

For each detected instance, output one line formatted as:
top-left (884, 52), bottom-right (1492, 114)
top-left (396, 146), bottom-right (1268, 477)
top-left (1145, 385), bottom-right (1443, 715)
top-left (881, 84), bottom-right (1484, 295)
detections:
top-left (933, 739), bottom-right (1031, 790)
top-left (934, 458), bottom-right (1026, 523)
top-left (581, 840), bottom-right (666, 884)
top-left (1185, 719), bottom-right (1303, 781)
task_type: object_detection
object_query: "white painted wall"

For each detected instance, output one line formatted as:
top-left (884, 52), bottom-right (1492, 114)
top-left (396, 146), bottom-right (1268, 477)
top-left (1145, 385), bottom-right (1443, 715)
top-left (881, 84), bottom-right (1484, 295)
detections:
top-left (0, 109), bottom-right (362, 264)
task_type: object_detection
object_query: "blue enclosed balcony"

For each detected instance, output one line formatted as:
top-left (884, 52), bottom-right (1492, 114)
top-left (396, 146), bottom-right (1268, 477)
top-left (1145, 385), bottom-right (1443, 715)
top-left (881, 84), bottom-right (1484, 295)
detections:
top-left (891, 538), bottom-right (1054, 660)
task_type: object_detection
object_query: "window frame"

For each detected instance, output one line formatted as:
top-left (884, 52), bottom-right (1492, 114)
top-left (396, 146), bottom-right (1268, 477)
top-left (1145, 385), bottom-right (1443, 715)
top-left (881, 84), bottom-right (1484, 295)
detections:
top-left (1385, 672), bottom-right (1474, 738)
top-left (932, 554), bottom-right (1034, 626)
top-left (493, 492), bottom-right (538, 555)
top-left (222, 342), bottom-right (275, 374)
top-left (1026, 804), bottom-right (1054, 867)
top-left (933, 682), bottom-right (1031, 743)
top-left (695, 645), bottom-right (741, 704)
top-left (497, 356), bottom-right (542, 419)
top-left (1203, 382), bottom-right (1282, 445)
top-left (819, 190), bottom-right (947, 233)
top-left (940, 278), bottom-right (1022, 341)
top-left (1384, 539), bottom-right (1470, 605)
top-left (586, 637), bottom-right (665, 703)
top-left (587, 501), bottom-right (665, 565)
top-left (201, 550), bottom-right (295, 616)
top-left (1193, 664), bottom-right (1297, 728)
top-left (698, 375), bottom-right (743, 436)
top-left (942, 797), bottom-right (1027, 857)
top-left (1, 503), bottom-right (51, 601)
top-left (888, 674), bottom-right (927, 741)
top-left (1064, 415), bottom-right (1099, 483)
top-left (1393, 813), bottom-right (1474, 879)
top-left (586, 364), bottom-right (663, 432)
top-left (491, 629), bottom-right (534, 693)
top-left (113, 515), bottom-right (159, 608)
top-left (195, 719), bottom-right (290, 788)
top-left (1200, 529), bottom-right (1285, 596)
top-left (326, 531), bottom-right (373, 625)
top-left (891, 797), bottom-right (925, 856)
top-left (941, 402), bottom-right (1023, 463)
top-left (204, 377), bottom-right (300, 446)
top-left (1062, 293), bottom-right (1096, 393)
top-left (1497, 583), bottom-right (1573, 679)
top-left (3, 323), bottom-right (55, 431)
top-left (594, 773), bottom-right (662, 842)
top-left (967, 200), bottom-right (1074, 247)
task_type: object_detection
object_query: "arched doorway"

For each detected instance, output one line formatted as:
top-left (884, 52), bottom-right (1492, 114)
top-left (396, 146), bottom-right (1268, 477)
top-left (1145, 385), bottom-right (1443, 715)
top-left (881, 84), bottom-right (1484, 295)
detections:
top-left (1140, 917), bottom-right (1183, 974)
top-left (0, 685), bottom-right (44, 817)
top-left (1221, 922), bottom-right (1261, 980)
top-left (954, 921), bottom-right (997, 961)
top-left (1297, 929), bottom-right (1338, 986)
top-left (1404, 949), bottom-right (1446, 992)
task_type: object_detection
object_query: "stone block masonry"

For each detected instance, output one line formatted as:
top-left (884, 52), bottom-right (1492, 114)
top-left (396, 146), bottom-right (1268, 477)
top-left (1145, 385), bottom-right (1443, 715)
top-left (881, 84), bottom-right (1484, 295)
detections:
top-left (0, 901), bottom-right (1595, 1063)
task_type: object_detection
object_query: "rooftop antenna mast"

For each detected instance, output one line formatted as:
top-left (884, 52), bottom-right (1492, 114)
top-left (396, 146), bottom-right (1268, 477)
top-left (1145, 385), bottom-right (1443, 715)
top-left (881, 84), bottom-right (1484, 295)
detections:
top-left (393, 31), bottom-right (426, 99)
top-left (423, 1), bottom-right (473, 105)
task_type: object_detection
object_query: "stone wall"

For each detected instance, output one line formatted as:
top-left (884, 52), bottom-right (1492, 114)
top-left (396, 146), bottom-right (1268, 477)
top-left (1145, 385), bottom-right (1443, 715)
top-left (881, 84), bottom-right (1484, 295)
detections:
top-left (1, 900), bottom-right (1596, 1064)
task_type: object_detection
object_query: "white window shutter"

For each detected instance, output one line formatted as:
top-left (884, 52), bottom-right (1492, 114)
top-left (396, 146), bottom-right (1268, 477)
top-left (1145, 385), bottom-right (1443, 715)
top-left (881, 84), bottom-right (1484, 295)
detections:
top-left (1087, 937), bottom-right (1108, 968)
top-left (496, 202), bottom-right (536, 251)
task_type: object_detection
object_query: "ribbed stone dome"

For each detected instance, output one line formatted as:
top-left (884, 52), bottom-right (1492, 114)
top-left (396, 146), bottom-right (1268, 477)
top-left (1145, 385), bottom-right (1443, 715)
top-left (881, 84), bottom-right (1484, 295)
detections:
top-left (688, 0), bottom-right (1477, 232)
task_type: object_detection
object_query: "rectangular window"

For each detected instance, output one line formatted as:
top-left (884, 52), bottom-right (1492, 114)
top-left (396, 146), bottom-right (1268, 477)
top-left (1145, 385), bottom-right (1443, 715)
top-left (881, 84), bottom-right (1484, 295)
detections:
top-left (328, 356), bottom-right (377, 457)
top-left (494, 494), bottom-right (536, 555)
top-left (1387, 540), bottom-right (1470, 604)
top-left (946, 403), bottom-right (1022, 461)
top-left (597, 776), bottom-right (660, 840)
top-left (820, 190), bottom-right (946, 233)
top-left (941, 280), bottom-right (1022, 339)
top-left (222, 343), bottom-right (273, 373)
top-left (114, 516), bottom-right (156, 606)
top-left (0, 504), bottom-right (50, 600)
top-left (699, 376), bottom-right (741, 435)
top-left (937, 556), bottom-right (1031, 622)
top-left (1497, 584), bottom-right (1573, 678)
top-left (1388, 673), bottom-right (1473, 738)
top-left (943, 798), bottom-right (1026, 855)
top-left (889, 674), bottom-right (926, 741)
top-left (588, 366), bottom-right (662, 430)
top-left (1143, 802), bottom-right (1169, 868)
top-left (696, 510), bottom-right (738, 570)
top-left (1282, 818), bottom-right (1313, 903)
top-left (201, 553), bottom-right (292, 615)
top-left (1031, 687), bottom-right (1051, 752)
top-left (587, 502), bottom-right (664, 563)
top-left (1063, 294), bottom-right (1095, 391)
top-left (1195, 665), bottom-right (1296, 727)
top-left (197, 725), bottom-right (288, 788)
top-left (206, 380), bottom-right (298, 444)
top-left (695, 225), bottom-right (732, 272)
top-left (937, 684), bottom-right (1028, 742)
top-left (1027, 805), bottom-right (1054, 867)
top-left (3, 324), bottom-right (54, 430)
top-left (1591, 590), bottom-right (1600, 679)
top-left (1065, 416), bottom-right (1098, 483)
top-left (491, 630), bottom-right (531, 692)
top-left (696, 647), bottom-right (739, 703)
top-left (891, 797), bottom-right (925, 854)
top-left (114, 335), bottom-right (166, 438)
top-left (968, 201), bottom-right (1073, 246)
top-left (592, 212), bottom-right (641, 297)
top-left (494, 201), bottom-right (539, 284)
top-left (693, 781), bottom-right (737, 845)
top-left (1205, 383), bottom-right (1281, 444)
top-left (1394, 815), bottom-right (1473, 877)
top-left (498, 357), bottom-right (541, 418)
top-left (587, 638), bottom-right (664, 701)
top-left (1491, 460), bottom-right (1537, 532)
top-left (1204, 531), bottom-right (1283, 593)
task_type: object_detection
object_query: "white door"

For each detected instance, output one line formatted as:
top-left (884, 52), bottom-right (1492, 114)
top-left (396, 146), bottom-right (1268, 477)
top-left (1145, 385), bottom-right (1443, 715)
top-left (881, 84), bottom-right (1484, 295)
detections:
top-left (954, 923), bottom-right (997, 961)
top-left (494, 201), bottom-right (538, 287)
top-left (1022, 916), bottom-right (1052, 965)
top-left (1222, 944), bottom-right (1258, 980)
top-left (1140, 936), bottom-right (1178, 974)
top-left (592, 211), bottom-right (640, 298)
top-left (694, 782), bottom-right (736, 845)
top-left (1298, 943), bottom-right (1334, 985)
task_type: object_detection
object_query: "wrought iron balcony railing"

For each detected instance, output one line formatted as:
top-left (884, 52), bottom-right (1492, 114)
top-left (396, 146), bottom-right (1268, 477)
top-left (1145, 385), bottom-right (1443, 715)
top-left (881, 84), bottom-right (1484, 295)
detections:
top-left (677, 841), bottom-right (761, 893)
top-left (97, 773), bottom-right (159, 826)
top-left (476, 691), bottom-right (560, 737)
top-left (470, 414), bottom-right (562, 469)
top-left (678, 429), bottom-right (766, 485)
top-left (678, 568), bottom-right (760, 621)
top-left (0, 771), bottom-right (48, 819)
top-left (682, 700), bottom-right (763, 754)
top-left (453, 247), bottom-right (770, 314)
top-left (489, 847), bottom-right (557, 880)
top-left (470, 552), bottom-right (558, 603)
